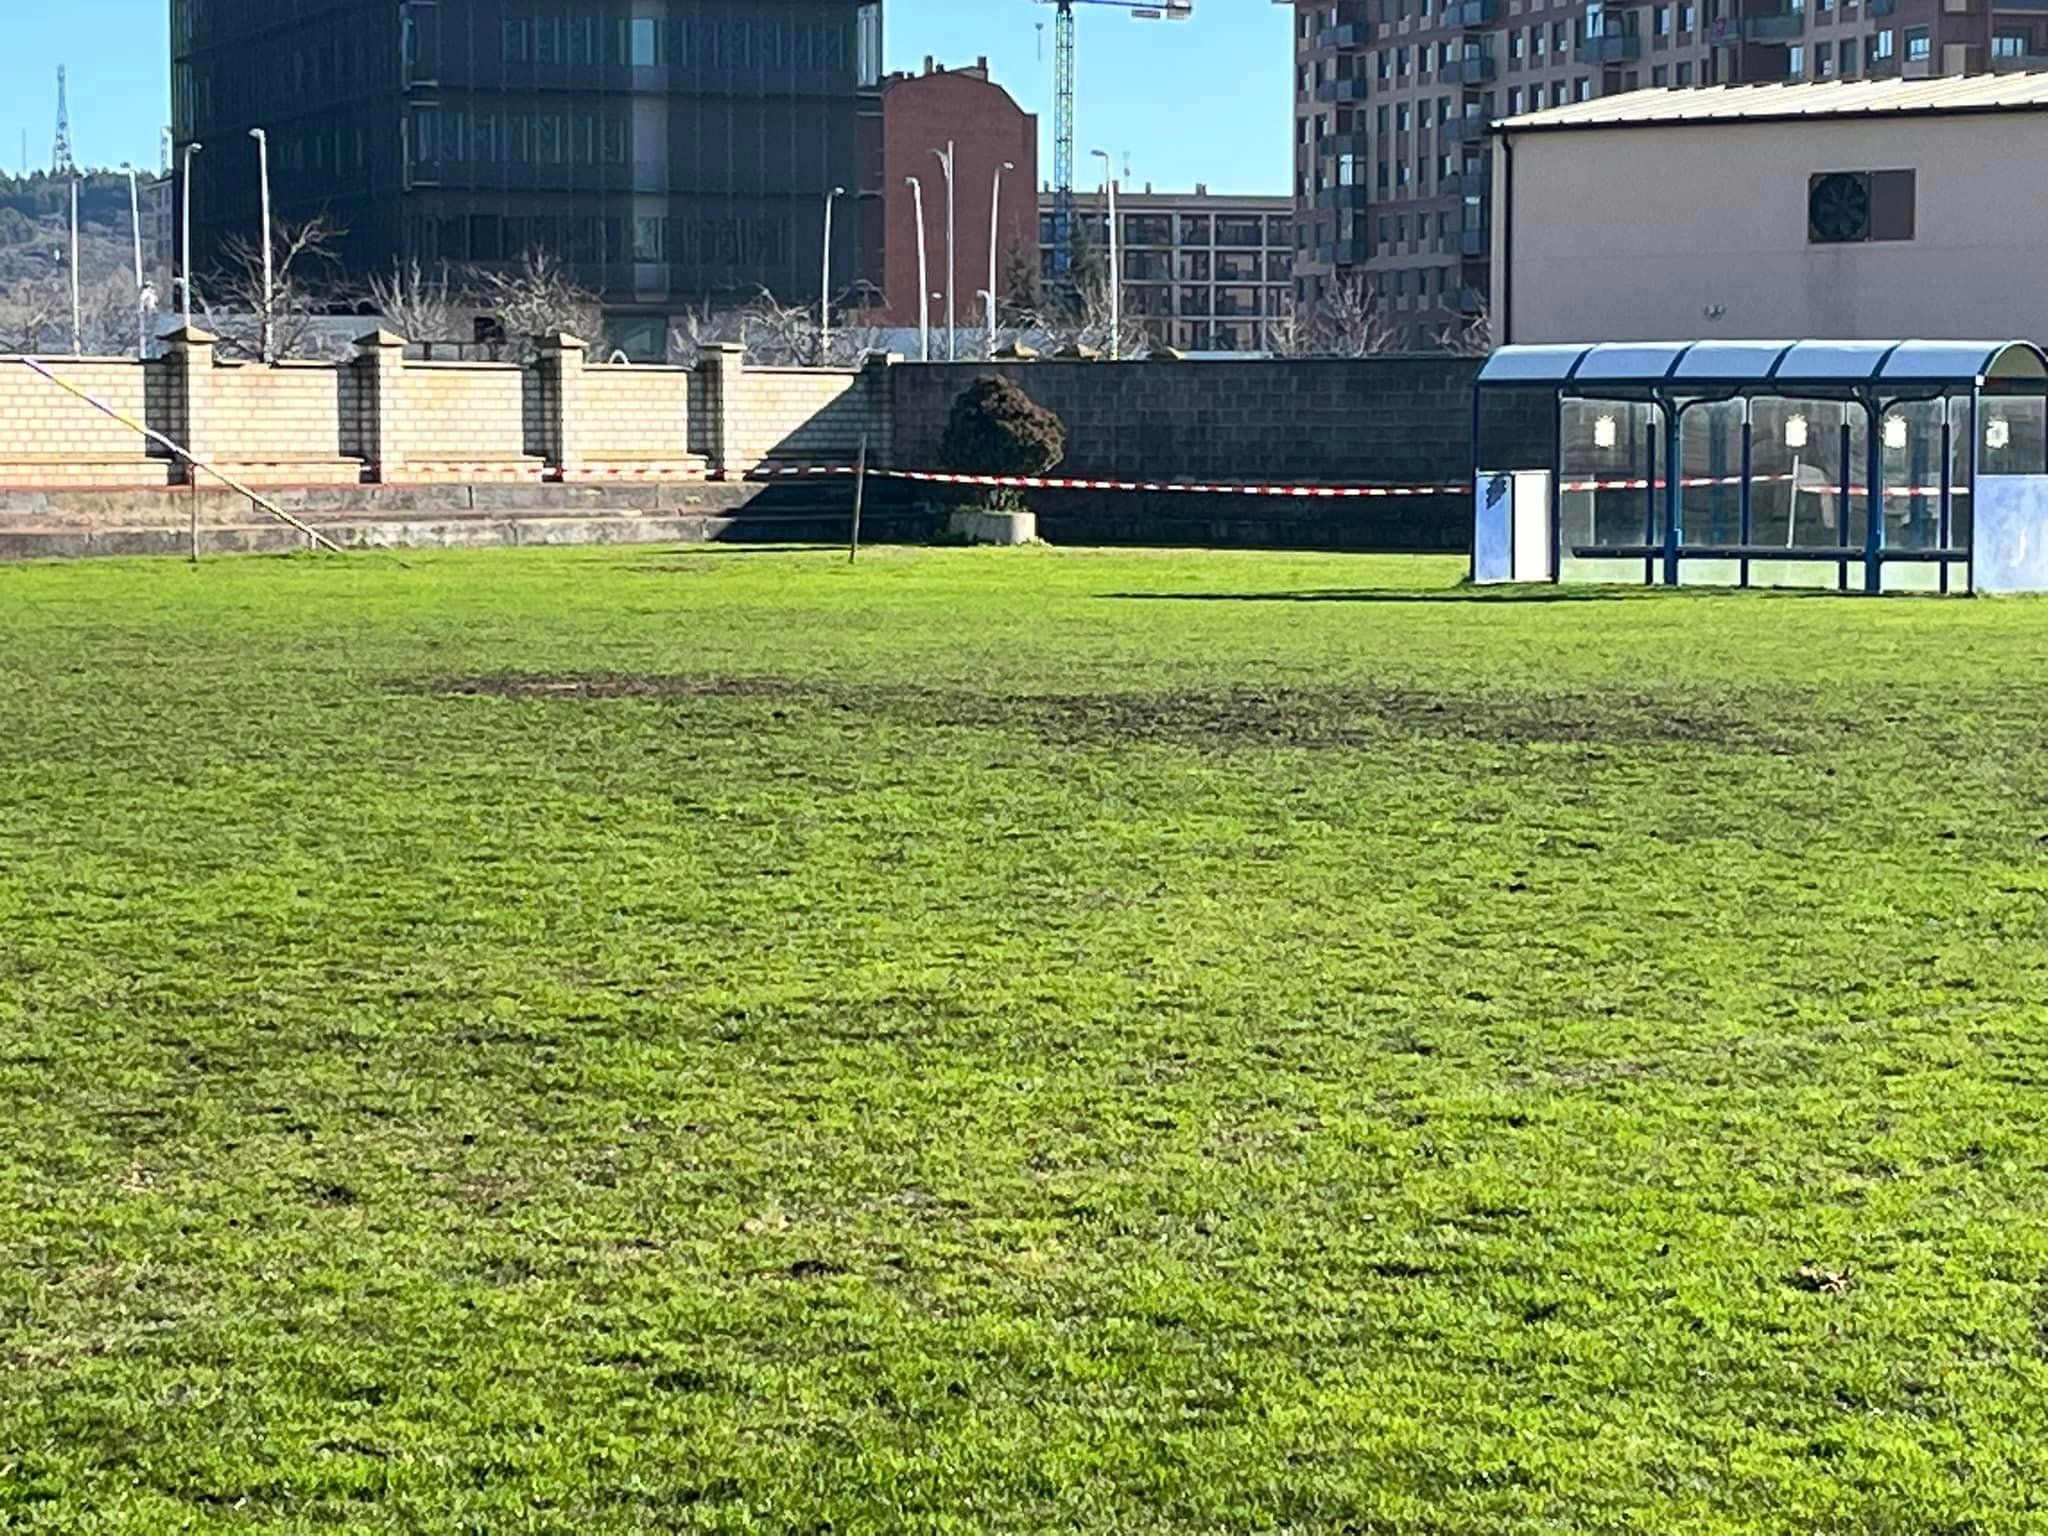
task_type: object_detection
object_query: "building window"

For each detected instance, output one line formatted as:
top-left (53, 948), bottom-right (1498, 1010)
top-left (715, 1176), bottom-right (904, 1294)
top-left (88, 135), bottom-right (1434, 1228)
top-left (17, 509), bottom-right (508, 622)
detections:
top-left (1905, 26), bottom-right (1930, 59)
top-left (1508, 86), bottom-right (1525, 112)
top-left (1652, 64), bottom-right (1668, 83)
top-left (1808, 169), bottom-right (1915, 243)
top-left (1815, 41), bottom-right (1834, 73)
top-left (1841, 36), bottom-right (1859, 71)
top-left (1532, 24), bottom-right (1545, 57)
top-left (857, 4), bottom-right (882, 86)
top-left (1872, 28), bottom-right (1895, 58)
top-left (1654, 4), bottom-right (1672, 33)
top-left (630, 18), bottom-right (659, 66)
top-left (1676, 60), bottom-right (1693, 82)
top-left (1993, 31), bottom-right (2030, 58)
top-left (1575, 75), bottom-right (1591, 100)
top-left (1787, 44), bottom-right (1803, 76)
top-left (1681, 2), bottom-right (1697, 30)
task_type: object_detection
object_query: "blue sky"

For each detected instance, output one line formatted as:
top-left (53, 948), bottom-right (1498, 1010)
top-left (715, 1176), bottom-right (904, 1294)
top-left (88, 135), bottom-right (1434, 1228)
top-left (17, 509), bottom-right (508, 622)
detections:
top-left (0, 0), bottom-right (1293, 192)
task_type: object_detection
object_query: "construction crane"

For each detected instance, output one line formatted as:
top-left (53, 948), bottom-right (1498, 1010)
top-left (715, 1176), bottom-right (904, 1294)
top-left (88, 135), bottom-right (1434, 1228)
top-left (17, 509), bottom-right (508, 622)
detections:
top-left (1034, 0), bottom-right (1193, 282)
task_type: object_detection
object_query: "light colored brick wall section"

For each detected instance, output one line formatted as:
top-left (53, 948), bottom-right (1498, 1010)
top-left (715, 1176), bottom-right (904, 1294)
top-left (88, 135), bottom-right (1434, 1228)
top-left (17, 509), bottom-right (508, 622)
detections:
top-left (207, 363), bottom-right (348, 465)
top-left (722, 367), bottom-right (873, 472)
top-left (393, 363), bottom-right (532, 464)
top-left (581, 367), bottom-right (691, 460)
top-left (0, 357), bottom-right (173, 485)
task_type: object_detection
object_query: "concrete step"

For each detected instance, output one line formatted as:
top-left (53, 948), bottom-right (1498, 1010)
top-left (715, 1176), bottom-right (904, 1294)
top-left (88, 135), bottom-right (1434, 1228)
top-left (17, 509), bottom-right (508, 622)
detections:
top-left (0, 507), bottom-right (936, 562)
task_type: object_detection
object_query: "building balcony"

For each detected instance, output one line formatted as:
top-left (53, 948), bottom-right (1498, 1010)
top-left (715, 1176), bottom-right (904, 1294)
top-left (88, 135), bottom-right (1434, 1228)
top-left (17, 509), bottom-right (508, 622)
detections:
top-left (1446, 0), bottom-right (1500, 26)
top-left (1742, 10), bottom-right (1808, 39)
top-left (1315, 77), bottom-right (1372, 102)
top-left (1320, 129), bottom-right (1373, 159)
top-left (1455, 285), bottom-right (1488, 315)
top-left (1578, 30), bottom-right (1643, 60)
top-left (1440, 113), bottom-right (1494, 142)
top-left (1314, 185), bottom-right (1373, 210)
top-left (1316, 22), bottom-right (1374, 49)
top-left (1441, 55), bottom-right (1499, 83)
top-left (1867, 0), bottom-right (1897, 13)
top-left (1459, 229), bottom-right (1489, 257)
top-left (1440, 164), bottom-right (1492, 196)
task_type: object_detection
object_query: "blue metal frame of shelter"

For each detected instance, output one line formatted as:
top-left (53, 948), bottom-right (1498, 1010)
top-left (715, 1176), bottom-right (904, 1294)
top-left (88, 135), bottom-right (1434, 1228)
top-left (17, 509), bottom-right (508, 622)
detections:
top-left (1475, 339), bottom-right (2048, 592)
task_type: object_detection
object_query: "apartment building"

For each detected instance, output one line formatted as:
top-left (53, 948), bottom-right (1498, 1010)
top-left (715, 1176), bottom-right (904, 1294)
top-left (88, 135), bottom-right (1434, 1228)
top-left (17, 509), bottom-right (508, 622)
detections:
top-left (1040, 188), bottom-right (1295, 351)
top-left (1287, 0), bottom-right (2038, 343)
top-left (171, 0), bottom-right (886, 355)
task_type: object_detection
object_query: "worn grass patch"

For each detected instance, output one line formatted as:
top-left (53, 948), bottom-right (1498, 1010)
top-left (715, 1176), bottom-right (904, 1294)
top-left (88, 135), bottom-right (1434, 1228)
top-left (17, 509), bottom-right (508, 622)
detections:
top-left (4, 545), bottom-right (2048, 1532)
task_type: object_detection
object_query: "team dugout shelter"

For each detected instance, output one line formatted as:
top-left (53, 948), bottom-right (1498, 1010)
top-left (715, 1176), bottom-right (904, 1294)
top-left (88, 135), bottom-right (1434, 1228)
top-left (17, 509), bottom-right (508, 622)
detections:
top-left (1473, 339), bottom-right (2048, 593)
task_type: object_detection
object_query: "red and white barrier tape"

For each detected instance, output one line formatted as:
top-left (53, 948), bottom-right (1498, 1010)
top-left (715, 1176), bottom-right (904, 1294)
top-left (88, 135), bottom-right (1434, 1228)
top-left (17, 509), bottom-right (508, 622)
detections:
top-left (741, 464), bottom-right (1467, 498)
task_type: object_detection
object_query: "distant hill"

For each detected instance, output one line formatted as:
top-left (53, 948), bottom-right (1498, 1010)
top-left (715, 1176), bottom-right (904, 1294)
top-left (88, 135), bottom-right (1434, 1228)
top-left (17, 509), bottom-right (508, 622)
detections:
top-left (0, 171), bottom-right (142, 288)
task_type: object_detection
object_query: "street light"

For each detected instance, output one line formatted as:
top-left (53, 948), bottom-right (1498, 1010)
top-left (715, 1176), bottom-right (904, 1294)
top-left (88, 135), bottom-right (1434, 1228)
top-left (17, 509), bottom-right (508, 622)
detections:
top-left (67, 175), bottom-right (81, 356)
top-left (248, 127), bottom-right (274, 363)
top-left (932, 141), bottom-right (956, 361)
top-left (905, 175), bottom-right (931, 363)
top-left (122, 163), bottom-right (148, 360)
top-left (987, 159), bottom-right (1015, 354)
top-left (820, 185), bottom-right (846, 361)
top-left (1090, 148), bottom-right (1119, 361)
top-left (180, 141), bottom-right (203, 332)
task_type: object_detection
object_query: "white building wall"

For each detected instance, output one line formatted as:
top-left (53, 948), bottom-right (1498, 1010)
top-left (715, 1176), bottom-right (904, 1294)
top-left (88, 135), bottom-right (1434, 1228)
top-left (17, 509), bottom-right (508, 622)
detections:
top-left (1498, 113), bottom-right (2048, 344)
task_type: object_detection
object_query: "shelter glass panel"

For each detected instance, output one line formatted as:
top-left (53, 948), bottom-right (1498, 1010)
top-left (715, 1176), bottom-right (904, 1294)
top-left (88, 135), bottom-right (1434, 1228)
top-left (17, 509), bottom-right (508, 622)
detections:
top-left (1559, 397), bottom-right (1664, 578)
top-left (1679, 399), bottom-right (1745, 548)
top-left (1748, 396), bottom-right (1868, 559)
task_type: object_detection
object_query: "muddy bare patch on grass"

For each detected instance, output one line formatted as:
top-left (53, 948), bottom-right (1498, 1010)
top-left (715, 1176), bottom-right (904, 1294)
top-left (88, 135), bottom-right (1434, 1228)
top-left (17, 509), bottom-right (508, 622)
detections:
top-left (395, 673), bottom-right (1806, 753)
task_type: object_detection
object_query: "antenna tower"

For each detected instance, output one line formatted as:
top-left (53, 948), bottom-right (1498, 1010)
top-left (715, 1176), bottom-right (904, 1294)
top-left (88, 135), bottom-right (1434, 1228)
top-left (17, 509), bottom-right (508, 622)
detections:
top-left (53, 66), bottom-right (76, 176)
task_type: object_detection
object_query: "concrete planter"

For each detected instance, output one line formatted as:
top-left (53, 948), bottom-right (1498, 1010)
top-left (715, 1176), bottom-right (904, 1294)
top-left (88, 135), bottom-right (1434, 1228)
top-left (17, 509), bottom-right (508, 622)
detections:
top-left (947, 508), bottom-right (1038, 545)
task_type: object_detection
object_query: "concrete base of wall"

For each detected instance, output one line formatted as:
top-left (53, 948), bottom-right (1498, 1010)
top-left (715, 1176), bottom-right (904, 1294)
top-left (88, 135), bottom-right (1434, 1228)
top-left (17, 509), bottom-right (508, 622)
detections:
top-left (948, 509), bottom-right (1038, 545)
top-left (0, 481), bottom-right (933, 562)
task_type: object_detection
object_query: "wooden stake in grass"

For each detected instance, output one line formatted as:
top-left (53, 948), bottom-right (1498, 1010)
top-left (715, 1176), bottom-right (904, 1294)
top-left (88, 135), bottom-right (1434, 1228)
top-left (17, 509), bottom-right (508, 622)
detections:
top-left (849, 432), bottom-right (868, 565)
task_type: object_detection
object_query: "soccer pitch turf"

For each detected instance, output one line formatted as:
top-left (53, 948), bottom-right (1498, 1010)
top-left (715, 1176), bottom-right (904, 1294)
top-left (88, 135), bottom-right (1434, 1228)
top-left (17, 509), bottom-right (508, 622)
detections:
top-left (4, 545), bottom-right (2048, 1531)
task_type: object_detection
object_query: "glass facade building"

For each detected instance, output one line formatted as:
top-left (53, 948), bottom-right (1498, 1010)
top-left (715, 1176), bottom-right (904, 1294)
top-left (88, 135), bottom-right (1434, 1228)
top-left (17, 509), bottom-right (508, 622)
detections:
top-left (171, 0), bottom-right (885, 342)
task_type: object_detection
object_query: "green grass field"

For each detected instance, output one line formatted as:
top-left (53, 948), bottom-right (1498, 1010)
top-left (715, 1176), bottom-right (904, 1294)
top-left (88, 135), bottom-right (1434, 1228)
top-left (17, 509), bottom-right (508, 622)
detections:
top-left (4, 544), bottom-right (2048, 1533)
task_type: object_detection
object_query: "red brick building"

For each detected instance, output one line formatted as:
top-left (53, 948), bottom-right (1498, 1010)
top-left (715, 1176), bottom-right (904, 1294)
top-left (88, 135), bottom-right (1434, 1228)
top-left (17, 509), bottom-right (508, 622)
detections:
top-left (880, 61), bottom-right (1040, 334)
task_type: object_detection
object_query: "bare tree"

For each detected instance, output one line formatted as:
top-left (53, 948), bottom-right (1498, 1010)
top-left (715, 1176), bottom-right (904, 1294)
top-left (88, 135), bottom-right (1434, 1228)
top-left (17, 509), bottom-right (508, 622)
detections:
top-left (467, 249), bottom-right (602, 359)
top-left (0, 267), bottom-right (151, 356)
top-left (668, 287), bottom-right (884, 368)
top-left (1262, 274), bottom-right (1406, 358)
top-left (0, 269), bottom-right (72, 353)
top-left (207, 213), bottom-right (346, 361)
top-left (1017, 268), bottom-right (1141, 359)
top-left (365, 257), bottom-right (459, 344)
top-left (1433, 306), bottom-right (1494, 358)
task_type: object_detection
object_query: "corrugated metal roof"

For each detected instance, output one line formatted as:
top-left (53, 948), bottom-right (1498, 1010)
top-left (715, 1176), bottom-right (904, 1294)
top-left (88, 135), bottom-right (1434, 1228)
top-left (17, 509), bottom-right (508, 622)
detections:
top-left (1496, 73), bottom-right (2048, 133)
top-left (1478, 340), bottom-right (2048, 387)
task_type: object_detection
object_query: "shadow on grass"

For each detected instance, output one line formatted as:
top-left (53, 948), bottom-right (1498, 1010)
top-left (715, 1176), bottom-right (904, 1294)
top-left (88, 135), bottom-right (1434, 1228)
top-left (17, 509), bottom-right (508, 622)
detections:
top-left (1101, 585), bottom-right (1854, 605)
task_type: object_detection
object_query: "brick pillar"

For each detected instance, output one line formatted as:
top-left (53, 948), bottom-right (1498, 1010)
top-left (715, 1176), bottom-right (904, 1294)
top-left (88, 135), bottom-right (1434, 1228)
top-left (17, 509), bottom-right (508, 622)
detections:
top-left (353, 329), bottom-right (409, 483)
top-left (693, 343), bottom-right (745, 478)
top-left (162, 325), bottom-right (218, 484)
top-left (861, 352), bottom-right (901, 468)
top-left (536, 333), bottom-right (589, 479)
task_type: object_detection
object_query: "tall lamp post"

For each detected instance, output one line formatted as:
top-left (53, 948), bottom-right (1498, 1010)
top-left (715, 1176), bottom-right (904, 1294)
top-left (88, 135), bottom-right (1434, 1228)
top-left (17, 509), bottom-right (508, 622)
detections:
top-left (819, 185), bottom-right (846, 362)
top-left (1090, 148), bottom-right (1120, 361)
top-left (905, 175), bottom-right (931, 363)
top-left (180, 141), bottom-right (202, 332)
top-left (933, 141), bottom-right (956, 361)
top-left (987, 159), bottom-right (1015, 355)
top-left (68, 176), bottom-right (81, 356)
top-left (248, 127), bottom-right (274, 363)
top-left (123, 164), bottom-right (148, 359)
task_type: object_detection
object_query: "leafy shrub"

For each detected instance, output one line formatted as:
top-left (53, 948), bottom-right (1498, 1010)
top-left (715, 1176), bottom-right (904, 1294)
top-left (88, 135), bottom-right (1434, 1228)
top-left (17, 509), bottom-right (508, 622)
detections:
top-left (937, 375), bottom-right (1067, 479)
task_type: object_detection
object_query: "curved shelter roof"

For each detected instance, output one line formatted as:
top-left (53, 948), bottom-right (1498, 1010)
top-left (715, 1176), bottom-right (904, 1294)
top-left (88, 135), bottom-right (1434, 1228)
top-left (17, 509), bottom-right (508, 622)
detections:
top-left (1478, 340), bottom-right (2048, 390)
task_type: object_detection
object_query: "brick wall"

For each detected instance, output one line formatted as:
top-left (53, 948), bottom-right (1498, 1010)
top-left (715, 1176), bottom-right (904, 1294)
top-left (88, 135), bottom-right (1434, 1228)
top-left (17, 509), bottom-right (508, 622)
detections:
top-left (580, 366), bottom-right (691, 461)
top-left (722, 366), bottom-right (873, 470)
top-left (391, 362), bottom-right (534, 470)
top-left (0, 356), bottom-right (175, 486)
